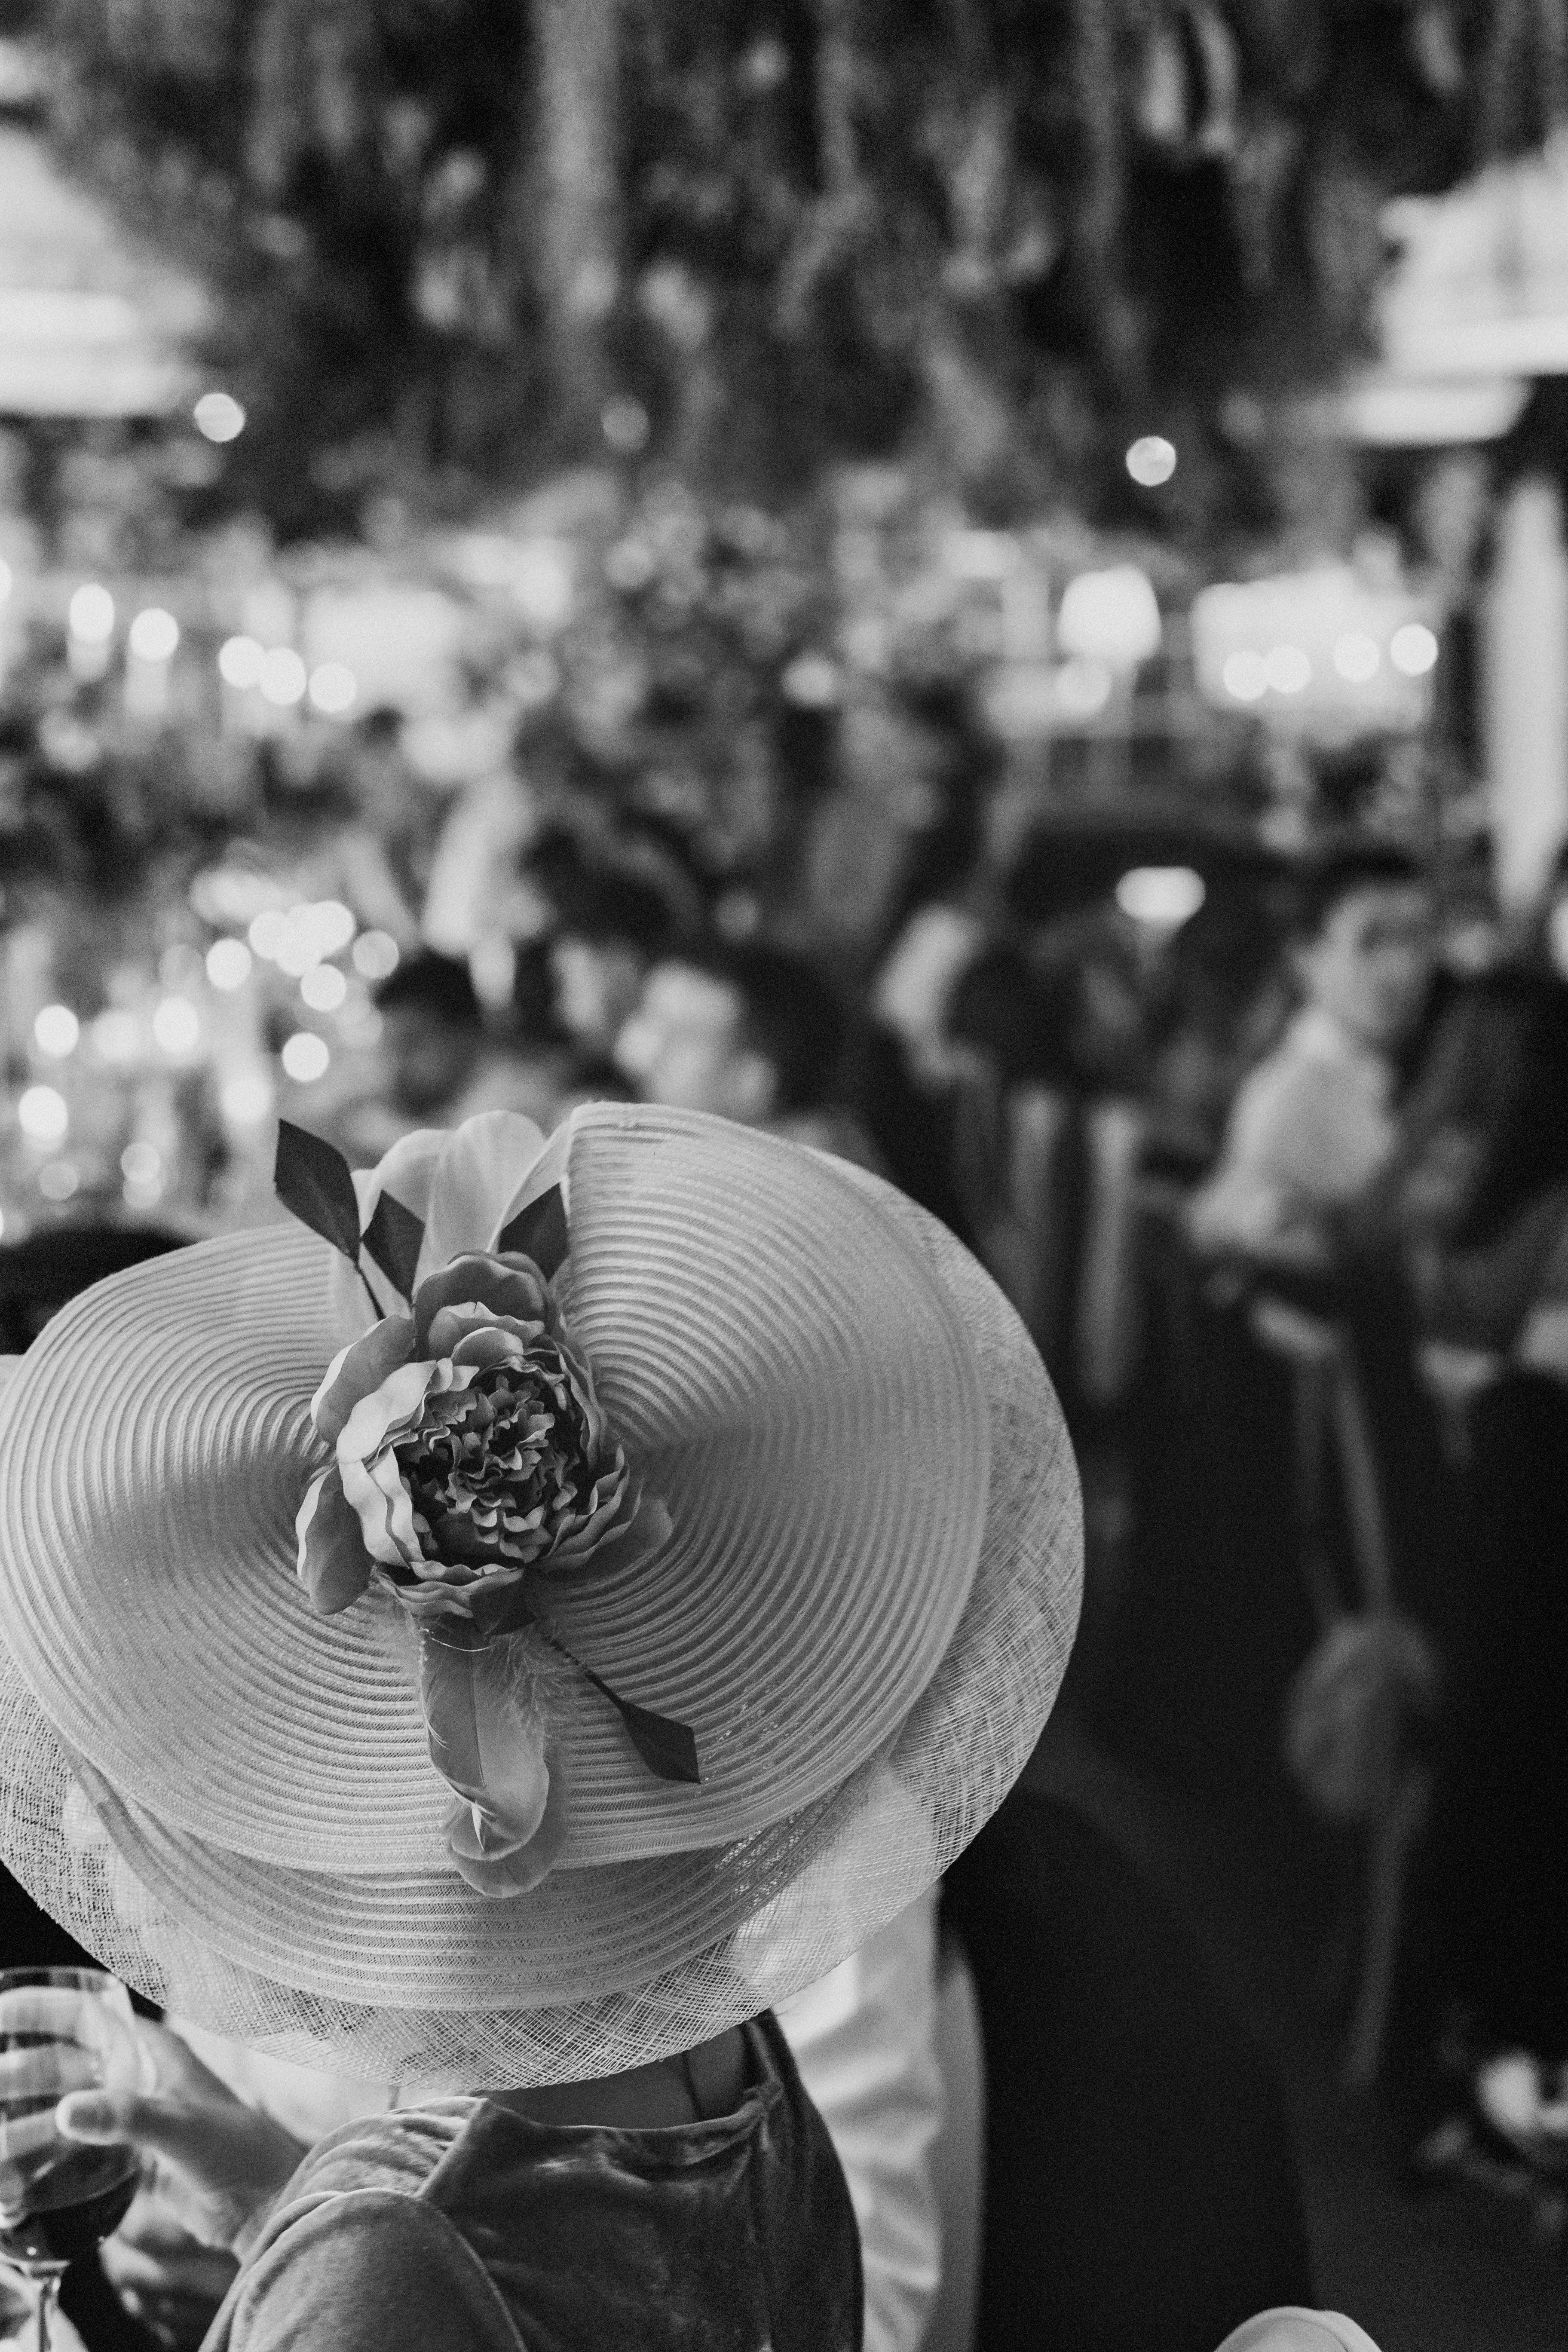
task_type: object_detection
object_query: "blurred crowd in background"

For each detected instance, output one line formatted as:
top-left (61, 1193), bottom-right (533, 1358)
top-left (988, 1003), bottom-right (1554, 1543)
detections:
top-left (3, 0), bottom-right (1568, 2281)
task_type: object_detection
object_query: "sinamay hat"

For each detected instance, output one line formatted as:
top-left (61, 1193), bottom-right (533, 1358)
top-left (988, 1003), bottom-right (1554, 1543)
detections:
top-left (0, 1105), bottom-right (1079, 2089)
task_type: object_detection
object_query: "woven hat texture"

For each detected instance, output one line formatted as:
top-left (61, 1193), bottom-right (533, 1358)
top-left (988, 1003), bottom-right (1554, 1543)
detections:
top-left (0, 1107), bottom-right (1080, 2088)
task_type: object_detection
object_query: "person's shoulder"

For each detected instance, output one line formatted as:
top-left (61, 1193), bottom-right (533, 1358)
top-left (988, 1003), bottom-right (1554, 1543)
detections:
top-left (224, 2183), bottom-right (523, 2351)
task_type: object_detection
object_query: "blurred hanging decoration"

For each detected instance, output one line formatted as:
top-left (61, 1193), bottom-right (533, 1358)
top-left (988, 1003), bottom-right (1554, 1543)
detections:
top-left (1133, 0), bottom-right (1241, 165)
top-left (1474, 0), bottom-right (1568, 163)
top-left (26, 0), bottom-right (1568, 540)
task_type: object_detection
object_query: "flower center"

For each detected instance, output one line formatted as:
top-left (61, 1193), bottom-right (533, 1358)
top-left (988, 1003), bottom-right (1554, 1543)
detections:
top-left (397, 1344), bottom-right (597, 1569)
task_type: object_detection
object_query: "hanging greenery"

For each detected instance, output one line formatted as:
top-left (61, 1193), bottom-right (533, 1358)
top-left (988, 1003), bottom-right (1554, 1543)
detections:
top-left (28, 0), bottom-right (1568, 536)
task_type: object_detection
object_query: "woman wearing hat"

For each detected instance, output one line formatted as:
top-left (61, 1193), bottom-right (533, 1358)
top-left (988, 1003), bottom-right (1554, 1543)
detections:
top-left (0, 1106), bottom-right (1080, 2349)
top-left (0, 1106), bottom-right (1387, 2352)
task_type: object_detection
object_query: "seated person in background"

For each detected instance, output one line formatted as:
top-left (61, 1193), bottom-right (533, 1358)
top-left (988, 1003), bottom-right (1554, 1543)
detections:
top-left (1396, 967), bottom-right (1568, 1369)
top-left (615, 939), bottom-right (884, 1171)
top-left (851, 903), bottom-right (988, 1242)
top-left (1142, 884), bottom-right (1294, 1179)
top-left (1187, 844), bottom-right (1434, 1270)
top-left (322, 951), bottom-right (487, 1164)
top-left (548, 865), bottom-right (677, 1094)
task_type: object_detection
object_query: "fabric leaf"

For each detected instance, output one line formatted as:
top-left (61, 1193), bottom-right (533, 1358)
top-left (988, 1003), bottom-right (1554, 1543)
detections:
top-left (496, 1183), bottom-right (569, 1279)
top-left (363, 1190), bottom-right (425, 1299)
top-left (274, 1121), bottom-right (364, 1264)
top-left (577, 1664), bottom-right (702, 1785)
top-left (419, 1626), bottom-right (551, 1847)
top-left (457, 1583), bottom-right (702, 1785)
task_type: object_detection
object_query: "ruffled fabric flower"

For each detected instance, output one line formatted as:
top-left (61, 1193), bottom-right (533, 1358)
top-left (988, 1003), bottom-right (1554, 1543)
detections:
top-left (291, 1114), bottom-right (673, 1896)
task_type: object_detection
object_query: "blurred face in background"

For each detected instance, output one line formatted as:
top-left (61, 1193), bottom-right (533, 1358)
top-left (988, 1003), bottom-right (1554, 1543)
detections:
top-left (550, 935), bottom-right (649, 1056)
top-left (1297, 882), bottom-right (1434, 1052)
top-left (382, 1006), bottom-right (481, 1117)
top-left (615, 963), bottom-right (774, 1123)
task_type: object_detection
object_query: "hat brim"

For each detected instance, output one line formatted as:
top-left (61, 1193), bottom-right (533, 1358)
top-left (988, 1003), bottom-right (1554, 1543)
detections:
top-left (0, 1109), bottom-right (989, 1874)
top-left (0, 1126), bottom-right (1080, 2082)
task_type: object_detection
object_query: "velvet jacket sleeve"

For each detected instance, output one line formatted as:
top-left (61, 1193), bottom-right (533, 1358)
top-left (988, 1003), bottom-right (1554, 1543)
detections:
top-left (206, 2189), bottom-right (524, 2352)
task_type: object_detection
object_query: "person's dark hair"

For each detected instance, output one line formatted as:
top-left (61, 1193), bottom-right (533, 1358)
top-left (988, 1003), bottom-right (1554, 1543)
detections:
top-left (374, 950), bottom-right (481, 1030)
top-left (1295, 840), bottom-right (1422, 942)
top-left (947, 948), bottom-right (1075, 1087)
top-left (354, 706), bottom-right (404, 752)
top-left (555, 866), bottom-right (674, 958)
top-left (673, 940), bottom-right (847, 1114)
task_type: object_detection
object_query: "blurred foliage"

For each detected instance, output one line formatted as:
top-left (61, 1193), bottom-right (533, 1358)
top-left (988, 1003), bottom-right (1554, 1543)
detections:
top-left (25, 0), bottom-right (1568, 539)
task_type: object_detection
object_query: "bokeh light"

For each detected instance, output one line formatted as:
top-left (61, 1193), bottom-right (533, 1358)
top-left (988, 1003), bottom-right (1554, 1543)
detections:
top-left (282, 1031), bottom-right (330, 1084)
top-left (308, 662), bottom-right (358, 716)
top-left (18, 1086), bottom-right (68, 1145)
top-left (219, 635), bottom-right (266, 689)
top-left (248, 909), bottom-right (290, 960)
top-left (259, 647), bottom-right (308, 707)
top-left (1057, 567), bottom-right (1162, 667)
top-left (1390, 622), bottom-right (1439, 677)
top-left (1264, 644), bottom-right (1311, 695)
top-left (352, 930), bottom-right (400, 980)
top-left (194, 392), bottom-right (246, 443)
top-left (300, 964), bottom-right (348, 1013)
top-left (152, 997), bottom-right (202, 1058)
top-left (1116, 867), bottom-right (1207, 927)
top-left (1125, 436), bottom-right (1178, 488)
top-left (68, 584), bottom-right (115, 643)
top-left (128, 607), bottom-right (180, 662)
top-left (38, 1162), bottom-right (79, 1202)
top-left (121, 1142), bottom-right (161, 1185)
top-left (33, 1005), bottom-right (79, 1059)
top-left (1222, 650), bottom-right (1269, 702)
top-left (206, 938), bottom-right (253, 991)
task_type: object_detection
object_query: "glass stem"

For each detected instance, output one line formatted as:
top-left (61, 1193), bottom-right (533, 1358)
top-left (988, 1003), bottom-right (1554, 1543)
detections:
top-left (34, 2272), bottom-right (60, 2352)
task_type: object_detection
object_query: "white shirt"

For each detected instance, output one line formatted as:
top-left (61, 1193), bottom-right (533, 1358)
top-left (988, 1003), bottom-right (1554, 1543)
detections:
top-left (1187, 1006), bottom-right (1399, 1261)
top-left (175, 1885), bottom-right (943, 2352)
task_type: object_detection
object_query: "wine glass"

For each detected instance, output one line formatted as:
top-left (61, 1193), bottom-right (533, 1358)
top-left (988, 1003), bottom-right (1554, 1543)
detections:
top-left (0, 1968), bottom-right (150, 2352)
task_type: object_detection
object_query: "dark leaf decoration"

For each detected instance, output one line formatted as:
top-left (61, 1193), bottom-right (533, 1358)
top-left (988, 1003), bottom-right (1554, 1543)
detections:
top-left (464, 1584), bottom-right (702, 1787)
top-left (274, 1121), bottom-right (363, 1265)
top-left (578, 1663), bottom-right (702, 1785)
top-left (363, 1189), bottom-right (425, 1299)
top-left (497, 1183), bottom-right (570, 1280)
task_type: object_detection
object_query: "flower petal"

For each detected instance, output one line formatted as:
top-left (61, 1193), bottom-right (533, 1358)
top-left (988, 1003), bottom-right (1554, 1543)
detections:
top-left (340, 1446), bottom-right (426, 1570)
top-left (335, 1358), bottom-right (462, 1466)
top-left (487, 1111), bottom-right (578, 1256)
top-left (425, 1115), bottom-right (549, 1274)
top-left (412, 1253), bottom-right (552, 1354)
top-left (310, 1317), bottom-right (416, 1444)
top-left (294, 1467), bottom-right (373, 1614)
top-left (448, 1327), bottom-right (533, 1375)
top-left (425, 1304), bottom-right (547, 1360)
top-left (363, 1128), bottom-right (448, 1235)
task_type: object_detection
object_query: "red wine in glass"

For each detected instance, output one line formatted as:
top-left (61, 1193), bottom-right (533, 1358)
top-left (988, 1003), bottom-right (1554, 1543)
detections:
top-left (0, 2144), bottom-right (140, 2267)
top-left (0, 1968), bottom-right (150, 2352)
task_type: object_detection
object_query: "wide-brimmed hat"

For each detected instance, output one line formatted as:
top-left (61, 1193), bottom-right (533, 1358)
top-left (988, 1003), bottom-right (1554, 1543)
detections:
top-left (0, 1104), bottom-right (1079, 2088)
